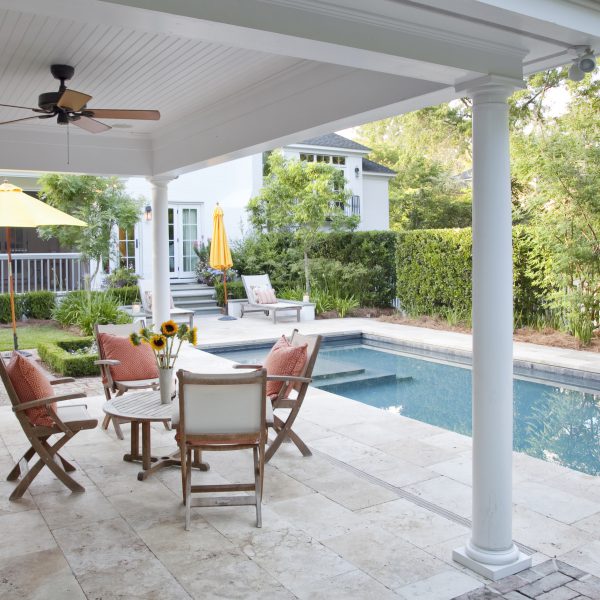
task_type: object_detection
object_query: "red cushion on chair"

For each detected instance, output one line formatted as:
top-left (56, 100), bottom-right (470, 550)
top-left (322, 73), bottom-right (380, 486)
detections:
top-left (98, 333), bottom-right (159, 382)
top-left (6, 353), bottom-right (56, 427)
top-left (263, 335), bottom-right (307, 399)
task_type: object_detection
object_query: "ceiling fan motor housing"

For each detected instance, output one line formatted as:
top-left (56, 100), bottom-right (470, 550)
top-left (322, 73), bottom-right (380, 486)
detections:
top-left (50, 64), bottom-right (74, 82)
top-left (38, 92), bottom-right (60, 111)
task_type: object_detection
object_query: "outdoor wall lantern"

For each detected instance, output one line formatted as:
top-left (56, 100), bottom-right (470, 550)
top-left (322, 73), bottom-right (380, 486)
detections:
top-left (144, 204), bottom-right (153, 221)
top-left (355, 167), bottom-right (360, 178)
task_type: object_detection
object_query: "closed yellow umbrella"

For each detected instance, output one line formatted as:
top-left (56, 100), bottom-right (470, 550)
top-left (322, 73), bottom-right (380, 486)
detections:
top-left (0, 181), bottom-right (87, 350)
top-left (209, 203), bottom-right (235, 320)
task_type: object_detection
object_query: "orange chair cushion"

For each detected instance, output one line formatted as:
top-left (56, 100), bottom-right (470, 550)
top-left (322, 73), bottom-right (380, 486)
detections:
top-left (263, 335), bottom-right (307, 399)
top-left (98, 333), bottom-right (159, 382)
top-left (6, 353), bottom-right (56, 427)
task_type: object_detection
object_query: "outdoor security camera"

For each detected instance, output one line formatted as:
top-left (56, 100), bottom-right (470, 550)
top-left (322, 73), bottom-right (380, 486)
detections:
top-left (568, 46), bottom-right (596, 81)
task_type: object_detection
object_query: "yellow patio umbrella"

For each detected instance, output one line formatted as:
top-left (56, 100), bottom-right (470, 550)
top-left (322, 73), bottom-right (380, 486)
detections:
top-left (209, 203), bottom-right (235, 320)
top-left (0, 181), bottom-right (87, 351)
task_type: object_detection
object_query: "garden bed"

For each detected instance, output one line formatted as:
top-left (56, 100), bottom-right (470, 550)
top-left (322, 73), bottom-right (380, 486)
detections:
top-left (37, 337), bottom-right (100, 376)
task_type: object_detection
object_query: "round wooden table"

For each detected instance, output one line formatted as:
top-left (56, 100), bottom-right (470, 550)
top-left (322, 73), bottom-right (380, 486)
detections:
top-left (102, 390), bottom-right (209, 481)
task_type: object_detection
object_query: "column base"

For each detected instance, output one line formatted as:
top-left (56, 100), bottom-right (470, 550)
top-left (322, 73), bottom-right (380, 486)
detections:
top-left (453, 546), bottom-right (531, 581)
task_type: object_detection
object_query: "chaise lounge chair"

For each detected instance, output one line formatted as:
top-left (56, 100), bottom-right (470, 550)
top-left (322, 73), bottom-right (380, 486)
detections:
top-left (241, 274), bottom-right (302, 324)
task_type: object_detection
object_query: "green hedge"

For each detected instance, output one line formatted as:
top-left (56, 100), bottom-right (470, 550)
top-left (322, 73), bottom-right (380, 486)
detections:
top-left (109, 286), bottom-right (140, 305)
top-left (214, 281), bottom-right (246, 306)
top-left (396, 227), bottom-right (553, 320)
top-left (37, 337), bottom-right (99, 377)
top-left (234, 231), bottom-right (396, 307)
top-left (0, 291), bottom-right (56, 323)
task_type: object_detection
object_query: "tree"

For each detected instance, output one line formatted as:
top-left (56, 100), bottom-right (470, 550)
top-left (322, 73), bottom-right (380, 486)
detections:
top-left (37, 174), bottom-right (141, 285)
top-left (247, 152), bottom-right (358, 294)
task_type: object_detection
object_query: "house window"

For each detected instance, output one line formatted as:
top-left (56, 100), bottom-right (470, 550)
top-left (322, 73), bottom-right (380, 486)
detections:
top-left (299, 153), bottom-right (314, 162)
top-left (332, 156), bottom-right (346, 165)
top-left (299, 153), bottom-right (345, 165)
top-left (118, 226), bottom-right (136, 270)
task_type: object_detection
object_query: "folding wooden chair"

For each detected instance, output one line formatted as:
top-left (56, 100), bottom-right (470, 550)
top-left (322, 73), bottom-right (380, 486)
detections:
top-left (176, 368), bottom-right (268, 531)
top-left (235, 329), bottom-right (322, 462)
top-left (0, 354), bottom-right (97, 501)
top-left (94, 322), bottom-right (163, 440)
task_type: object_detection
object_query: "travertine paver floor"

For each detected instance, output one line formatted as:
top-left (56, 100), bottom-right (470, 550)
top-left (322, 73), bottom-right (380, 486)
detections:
top-left (0, 315), bottom-right (599, 599)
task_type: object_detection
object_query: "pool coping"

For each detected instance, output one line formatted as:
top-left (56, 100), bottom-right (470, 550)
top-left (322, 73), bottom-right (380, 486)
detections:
top-left (198, 328), bottom-right (600, 389)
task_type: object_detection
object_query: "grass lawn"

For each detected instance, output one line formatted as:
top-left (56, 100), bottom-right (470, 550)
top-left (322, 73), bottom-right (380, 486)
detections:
top-left (0, 322), bottom-right (83, 352)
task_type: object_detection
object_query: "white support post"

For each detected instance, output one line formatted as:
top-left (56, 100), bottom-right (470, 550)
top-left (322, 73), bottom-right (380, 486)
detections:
top-left (148, 175), bottom-right (177, 326)
top-left (452, 76), bottom-right (531, 581)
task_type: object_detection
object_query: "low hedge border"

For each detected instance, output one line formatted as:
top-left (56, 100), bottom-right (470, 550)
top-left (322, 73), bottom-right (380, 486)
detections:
top-left (37, 337), bottom-right (99, 377)
top-left (0, 290), bottom-right (56, 323)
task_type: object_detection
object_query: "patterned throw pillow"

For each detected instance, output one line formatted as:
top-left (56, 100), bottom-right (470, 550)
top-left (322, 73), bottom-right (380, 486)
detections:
top-left (263, 335), bottom-right (307, 399)
top-left (254, 287), bottom-right (277, 304)
top-left (6, 353), bottom-right (56, 427)
top-left (99, 333), bottom-right (159, 382)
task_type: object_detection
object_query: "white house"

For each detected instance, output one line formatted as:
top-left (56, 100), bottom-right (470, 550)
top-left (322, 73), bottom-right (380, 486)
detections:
top-left (125, 133), bottom-right (394, 283)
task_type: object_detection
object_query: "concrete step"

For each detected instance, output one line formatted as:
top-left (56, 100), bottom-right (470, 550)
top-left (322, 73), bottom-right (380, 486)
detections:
top-left (314, 369), bottom-right (412, 391)
top-left (195, 305), bottom-right (222, 316)
top-left (171, 288), bottom-right (216, 299)
top-left (175, 298), bottom-right (218, 308)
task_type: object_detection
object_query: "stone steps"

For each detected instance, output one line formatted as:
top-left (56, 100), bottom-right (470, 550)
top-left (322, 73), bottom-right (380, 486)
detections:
top-left (170, 283), bottom-right (220, 315)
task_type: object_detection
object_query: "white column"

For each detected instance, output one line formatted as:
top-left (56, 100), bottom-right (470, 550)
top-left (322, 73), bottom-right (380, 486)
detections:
top-left (147, 175), bottom-right (177, 326)
top-left (453, 76), bottom-right (531, 581)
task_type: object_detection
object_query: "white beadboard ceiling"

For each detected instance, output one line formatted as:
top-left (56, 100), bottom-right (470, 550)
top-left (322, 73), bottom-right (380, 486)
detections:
top-left (0, 8), bottom-right (304, 135)
top-left (0, 0), bottom-right (597, 176)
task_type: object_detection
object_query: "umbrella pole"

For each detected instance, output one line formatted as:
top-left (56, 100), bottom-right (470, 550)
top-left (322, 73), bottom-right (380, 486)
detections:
top-left (223, 270), bottom-right (228, 316)
top-left (5, 227), bottom-right (18, 351)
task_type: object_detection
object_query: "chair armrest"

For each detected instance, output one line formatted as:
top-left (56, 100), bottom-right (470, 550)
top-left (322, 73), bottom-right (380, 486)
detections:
top-left (233, 364), bottom-right (264, 370)
top-left (50, 377), bottom-right (75, 385)
top-left (13, 392), bottom-right (87, 412)
top-left (267, 375), bottom-right (312, 384)
top-left (95, 359), bottom-right (120, 366)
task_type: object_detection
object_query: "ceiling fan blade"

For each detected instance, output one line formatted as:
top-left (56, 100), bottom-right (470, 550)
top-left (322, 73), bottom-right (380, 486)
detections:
top-left (0, 103), bottom-right (38, 111)
top-left (57, 89), bottom-right (92, 112)
top-left (72, 115), bottom-right (111, 134)
top-left (84, 109), bottom-right (160, 120)
top-left (0, 115), bottom-right (42, 126)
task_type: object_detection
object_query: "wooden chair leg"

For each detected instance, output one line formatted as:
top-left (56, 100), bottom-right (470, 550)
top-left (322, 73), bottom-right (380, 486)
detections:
top-left (57, 453), bottom-right (77, 472)
top-left (253, 446), bottom-right (262, 528)
top-left (284, 428), bottom-right (312, 457)
top-left (112, 418), bottom-right (125, 440)
top-left (163, 420), bottom-right (171, 431)
top-left (6, 445), bottom-right (36, 481)
top-left (265, 407), bottom-right (310, 462)
top-left (9, 434), bottom-right (82, 501)
top-left (185, 448), bottom-right (192, 531)
top-left (101, 414), bottom-right (112, 431)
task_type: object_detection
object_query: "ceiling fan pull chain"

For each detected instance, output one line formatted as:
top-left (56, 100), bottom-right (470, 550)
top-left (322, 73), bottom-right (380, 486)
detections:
top-left (66, 121), bottom-right (70, 165)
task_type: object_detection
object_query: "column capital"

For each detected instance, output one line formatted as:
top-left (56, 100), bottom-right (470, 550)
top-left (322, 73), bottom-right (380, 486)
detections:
top-left (146, 174), bottom-right (178, 187)
top-left (455, 75), bottom-right (525, 102)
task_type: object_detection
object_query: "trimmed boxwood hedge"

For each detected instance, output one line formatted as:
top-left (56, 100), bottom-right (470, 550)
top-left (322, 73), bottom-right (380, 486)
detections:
top-left (214, 281), bottom-right (246, 306)
top-left (37, 337), bottom-right (99, 377)
top-left (0, 290), bottom-right (56, 323)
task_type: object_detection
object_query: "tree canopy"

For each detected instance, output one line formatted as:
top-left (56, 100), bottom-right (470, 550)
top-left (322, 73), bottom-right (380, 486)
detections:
top-left (38, 174), bottom-right (141, 284)
top-left (247, 151), bottom-right (358, 293)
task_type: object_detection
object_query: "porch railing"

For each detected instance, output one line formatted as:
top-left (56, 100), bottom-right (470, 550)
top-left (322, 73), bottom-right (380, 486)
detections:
top-left (345, 195), bottom-right (360, 217)
top-left (0, 253), bottom-right (87, 294)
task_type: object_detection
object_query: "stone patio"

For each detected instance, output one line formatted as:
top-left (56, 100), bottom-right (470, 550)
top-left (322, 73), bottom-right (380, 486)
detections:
top-left (1, 316), bottom-right (599, 599)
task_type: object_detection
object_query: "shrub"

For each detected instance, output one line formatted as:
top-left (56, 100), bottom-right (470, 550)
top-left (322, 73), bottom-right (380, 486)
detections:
top-left (109, 286), bottom-right (140, 306)
top-left (37, 337), bottom-right (99, 377)
top-left (333, 294), bottom-right (360, 318)
top-left (233, 231), bottom-right (396, 307)
top-left (20, 291), bottom-right (56, 319)
top-left (0, 293), bottom-right (22, 323)
top-left (105, 267), bottom-right (139, 289)
top-left (54, 290), bottom-right (131, 335)
top-left (214, 281), bottom-right (245, 306)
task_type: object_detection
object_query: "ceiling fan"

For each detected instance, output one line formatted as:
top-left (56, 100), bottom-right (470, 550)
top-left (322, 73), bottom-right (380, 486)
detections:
top-left (0, 64), bottom-right (160, 133)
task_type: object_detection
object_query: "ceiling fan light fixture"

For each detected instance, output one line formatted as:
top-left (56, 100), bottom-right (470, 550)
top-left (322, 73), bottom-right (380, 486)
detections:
top-left (578, 50), bottom-right (596, 73)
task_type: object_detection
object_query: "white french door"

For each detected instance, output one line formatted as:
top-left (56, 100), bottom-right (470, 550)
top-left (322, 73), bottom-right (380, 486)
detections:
top-left (168, 205), bottom-right (201, 279)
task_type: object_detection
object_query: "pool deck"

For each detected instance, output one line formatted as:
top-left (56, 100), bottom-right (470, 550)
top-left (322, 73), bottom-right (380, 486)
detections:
top-left (1, 315), bottom-right (599, 599)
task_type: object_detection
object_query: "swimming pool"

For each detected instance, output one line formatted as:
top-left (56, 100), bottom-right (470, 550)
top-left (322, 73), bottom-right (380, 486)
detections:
top-left (207, 338), bottom-right (600, 476)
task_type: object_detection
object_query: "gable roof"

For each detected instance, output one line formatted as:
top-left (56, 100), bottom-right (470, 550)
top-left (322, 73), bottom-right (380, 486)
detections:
top-left (362, 158), bottom-right (396, 176)
top-left (298, 133), bottom-right (371, 152)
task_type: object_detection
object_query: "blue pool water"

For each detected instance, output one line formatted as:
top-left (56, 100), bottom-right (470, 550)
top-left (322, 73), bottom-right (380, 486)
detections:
top-left (209, 342), bottom-right (600, 476)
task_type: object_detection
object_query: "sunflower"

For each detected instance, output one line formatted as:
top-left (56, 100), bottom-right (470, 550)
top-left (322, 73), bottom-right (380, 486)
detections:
top-left (150, 334), bottom-right (167, 351)
top-left (161, 320), bottom-right (179, 337)
top-left (189, 326), bottom-right (198, 346)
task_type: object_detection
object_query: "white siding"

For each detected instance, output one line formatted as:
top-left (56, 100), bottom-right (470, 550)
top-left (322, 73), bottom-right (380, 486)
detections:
top-left (360, 175), bottom-right (390, 230)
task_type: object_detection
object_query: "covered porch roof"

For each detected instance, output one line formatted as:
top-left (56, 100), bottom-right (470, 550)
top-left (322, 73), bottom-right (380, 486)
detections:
top-left (0, 0), bottom-right (597, 178)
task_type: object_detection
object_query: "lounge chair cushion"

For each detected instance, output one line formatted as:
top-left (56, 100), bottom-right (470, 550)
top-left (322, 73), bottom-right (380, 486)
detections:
top-left (263, 335), bottom-right (307, 399)
top-left (254, 287), bottom-right (277, 304)
top-left (99, 333), bottom-right (159, 382)
top-left (6, 352), bottom-right (56, 427)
